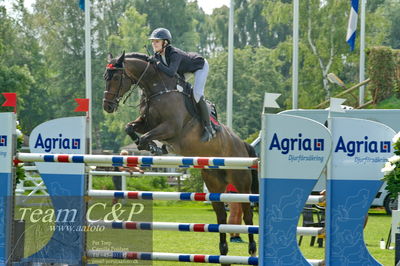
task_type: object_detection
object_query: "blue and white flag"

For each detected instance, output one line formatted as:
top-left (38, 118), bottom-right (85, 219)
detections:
top-left (78, 0), bottom-right (84, 11)
top-left (346, 0), bottom-right (359, 51)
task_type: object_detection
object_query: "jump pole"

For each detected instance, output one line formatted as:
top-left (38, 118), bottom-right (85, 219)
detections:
top-left (16, 153), bottom-right (258, 169)
top-left (88, 220), bottom-right (323, 236)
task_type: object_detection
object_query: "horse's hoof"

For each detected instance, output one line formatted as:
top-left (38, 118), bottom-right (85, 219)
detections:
top-left (137, 144), bottom-right (144, 150)
top-left (219, 242), bottom-right (228, 255)
top-left (161, 144), bottom-right (168, 154)
top-left (149, 145), bottom-right (163, 155)
top-left (248, 241), bottom-right (257, 256)
top-left (125, 124), bottom-right (139, 141)
top-left (137, 141), bottom-right (148, 151)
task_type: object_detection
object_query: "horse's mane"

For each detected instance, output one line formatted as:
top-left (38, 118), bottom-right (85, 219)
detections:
top-left (104, 52), bottom-right (149, 81)
top-left (125, 52), bottom-right (149, 62)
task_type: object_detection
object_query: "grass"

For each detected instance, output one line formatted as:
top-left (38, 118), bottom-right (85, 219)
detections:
top-left (16, 175), bottom-right (395, 265)
top-left (152, 204), bottom-right (394, 266)
top-left (18, 201), bottom-right (392, 265)
top-left (88, 203), bottom-right (394, 265)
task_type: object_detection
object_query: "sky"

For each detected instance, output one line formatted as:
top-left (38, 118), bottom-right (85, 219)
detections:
top-left (5, 0), bottom-right (230, 14)
top-left (195, 0), bottom-right (230, 14)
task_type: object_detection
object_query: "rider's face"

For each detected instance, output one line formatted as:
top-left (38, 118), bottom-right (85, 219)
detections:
top-left (151, 39), bottom-right (164, 54)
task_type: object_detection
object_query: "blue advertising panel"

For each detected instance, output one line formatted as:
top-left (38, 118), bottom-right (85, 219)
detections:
top-left (326, 117), bottom-right (395, 266)
top-left (0, 113), bottom-right (15, 265)
top-left (259, 114), bottom-right (331, 265)
top-left (21, 117), bottom-right (87, 265)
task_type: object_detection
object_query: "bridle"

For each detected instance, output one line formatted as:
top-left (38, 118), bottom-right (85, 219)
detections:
top-left (103, 61), bottom-right (151, 108)
top-left (104, 57), bottom-right (188, 112)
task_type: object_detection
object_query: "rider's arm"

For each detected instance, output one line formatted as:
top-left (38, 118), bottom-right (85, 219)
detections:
top-left (156, 52), bottom-right (182, 77)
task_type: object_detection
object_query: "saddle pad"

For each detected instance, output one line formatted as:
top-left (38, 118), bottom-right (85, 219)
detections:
top-left (179, 80), bottom-right (221, 131)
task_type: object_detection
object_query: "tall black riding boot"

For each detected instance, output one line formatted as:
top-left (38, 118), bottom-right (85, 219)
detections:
top-left (198, 97), bottom-right (216, 142)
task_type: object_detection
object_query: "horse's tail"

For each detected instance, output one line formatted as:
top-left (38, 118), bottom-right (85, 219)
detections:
top-left (244, 141), bottom-right (259, 194)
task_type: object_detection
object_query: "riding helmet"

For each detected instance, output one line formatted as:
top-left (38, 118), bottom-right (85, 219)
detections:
top-left (149, 28), bottom-right (172, 43)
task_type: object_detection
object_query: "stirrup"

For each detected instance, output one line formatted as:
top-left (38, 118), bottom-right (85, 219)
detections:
top-left (201, 126), bottom-right (216, 142)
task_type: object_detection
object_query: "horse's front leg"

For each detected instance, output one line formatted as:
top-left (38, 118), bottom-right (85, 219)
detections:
top-left (125, 117), bottom-right (146, 143)
top-left (137, 122), bottom-right (176, 152)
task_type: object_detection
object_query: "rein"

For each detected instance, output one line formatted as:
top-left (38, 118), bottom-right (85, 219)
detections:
top-left (145, 87), bottom-right (179, 102)
top-left (105, 58), bottom-right (191, 109)
top-left (144, 73), bottom-right (191, 103)
top-left (104, 61), bottom-right (151, 107)
top-left (122, 61), bottom-right (151, 104)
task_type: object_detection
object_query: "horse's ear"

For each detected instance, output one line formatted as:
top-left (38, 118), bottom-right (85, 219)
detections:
top-left (116, 51), bottom-right (125, 66)
top-left (107, 53), bottom-right (113, 62)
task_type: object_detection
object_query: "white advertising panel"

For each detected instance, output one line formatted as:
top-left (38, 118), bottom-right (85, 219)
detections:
top-left (329, 117), bottom-right (395, 180)
top-left (29, 117), bottom-right (87, 174)
top-left (262, 114), bottom-right (332, 179)
top-left (0, 113), bottom-right (15, 173)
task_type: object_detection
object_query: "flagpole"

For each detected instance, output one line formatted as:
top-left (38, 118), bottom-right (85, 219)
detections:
top-left (292, 0), bottom-right (299, 109)
top-left (359, 0), bottom-right (366, 106)
top-left (226, 0), bottom-right (234, 128)
top-left (84, 0), bottom-right (92, 154)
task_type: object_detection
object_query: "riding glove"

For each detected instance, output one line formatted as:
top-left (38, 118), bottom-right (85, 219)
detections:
top-left (147, 56), bottom-right (158, 64)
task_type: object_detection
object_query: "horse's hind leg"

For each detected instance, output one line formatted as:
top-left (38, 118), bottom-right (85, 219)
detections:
top-left (202, 170), bottom-right (230, 266)
top-left (230, 170), bottom-right (257, 256)
top-left (241, 202), bottom-right (257, 256)
top-left (211, 201), bottom-right (231, 266)
top-left (210, 202), bottom-right (228, 253)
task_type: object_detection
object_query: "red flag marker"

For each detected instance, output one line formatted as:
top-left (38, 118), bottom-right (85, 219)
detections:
top-left (74, 98), bottom-right (89, 112)
top-left (1, 93), bottom-right (17, 113)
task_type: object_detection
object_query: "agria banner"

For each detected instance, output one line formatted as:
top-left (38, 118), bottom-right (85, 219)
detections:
top-left (0, 113), bottom-right (16, 265)
top-left (24, 117), bottom-right (87, 265)
top-left (259, 114), bottom-right (331, 266)
top-left (262, 114), bottom-right (332, 179)
top-left (330, 117), bottom-right (394, 180)
top-left (326, 117), bottom-right (395, 266)
top-left (29, 116), bottom-right (87, 177)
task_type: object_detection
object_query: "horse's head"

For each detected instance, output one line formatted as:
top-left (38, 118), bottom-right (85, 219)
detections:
top-left (103, 51), bottom-right (134, 113)
top-left (103, 51), bottom-right (177, 113)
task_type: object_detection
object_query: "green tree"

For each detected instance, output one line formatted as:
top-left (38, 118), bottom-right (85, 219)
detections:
top-left (31, 0), bottom-right (86, 118)
top-left (207, 46), bottom-right (285, 138)
top-left (380, 0), bottom-right (400, 49)
top-left (133, 0), bottom-right (200, 51)
top-left (91, 0), bottom-right (136, 150)
top-left (0, 3), bottom-right (45, 133)
top-left (208, 6), bottom-right (229, 50)
top-left (263, 0), bottom-right (390, 108)
top-left (107, 7), bottom-right (149, 56)
top-left (100, 7), bottom-right (150, 151)
top-left (10, 0), bottom-right (52, 132)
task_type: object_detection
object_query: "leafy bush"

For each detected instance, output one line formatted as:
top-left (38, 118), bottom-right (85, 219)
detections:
top-left (181, 169), bottom-right (204, 192)
top-left (382, 132), bottom-right (400, 197)
top-left (367, 46), bottom-right (397, 103)
top-left (92, 176), bottom-right (173, 192)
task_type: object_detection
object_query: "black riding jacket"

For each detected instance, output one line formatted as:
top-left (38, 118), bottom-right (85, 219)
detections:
top-left (154, 45), bottom-right (205, 78)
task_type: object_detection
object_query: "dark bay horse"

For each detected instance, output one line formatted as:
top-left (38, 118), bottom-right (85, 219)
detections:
top-left (103, 52), bottom-right (258, 261)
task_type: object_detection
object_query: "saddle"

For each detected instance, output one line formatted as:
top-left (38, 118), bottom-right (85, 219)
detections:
top-left (176, 77), bottom-right (221, 132)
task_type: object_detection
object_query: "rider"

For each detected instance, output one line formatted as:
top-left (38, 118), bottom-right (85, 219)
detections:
top-left (148, 27), bottom-right (215, 142)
